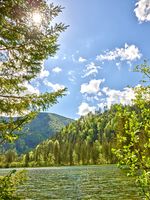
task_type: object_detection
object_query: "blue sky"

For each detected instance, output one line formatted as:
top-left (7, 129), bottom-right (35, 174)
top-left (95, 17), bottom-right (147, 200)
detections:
top-left (31, 0), bottom-right (150, 119)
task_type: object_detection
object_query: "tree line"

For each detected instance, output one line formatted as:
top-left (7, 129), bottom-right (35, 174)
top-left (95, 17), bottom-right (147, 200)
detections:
top-left (1, 101), bottom-right (149, 169)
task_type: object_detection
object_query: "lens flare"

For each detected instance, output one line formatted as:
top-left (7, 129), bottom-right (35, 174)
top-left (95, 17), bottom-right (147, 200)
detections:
top-left (32, 12), bottom-right (42, 25)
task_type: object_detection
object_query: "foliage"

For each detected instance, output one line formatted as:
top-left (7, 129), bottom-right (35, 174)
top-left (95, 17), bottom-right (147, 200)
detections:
top-left (134, 60), bottom-right (150, 83)
top-left (0, 169), bottom-right (27, 200)
top-left (3, 103), bottom-right (148, 168)
top-left (0, 1), bottom-right (67, 199)
top-left (2, 113), bottom-right (73, 154)
top-left (113, 63), bottom-right (150, 199)
top-left (0, 106), bottom-right (119, 167)
top-left (0, 0), bottom-right (67, 144)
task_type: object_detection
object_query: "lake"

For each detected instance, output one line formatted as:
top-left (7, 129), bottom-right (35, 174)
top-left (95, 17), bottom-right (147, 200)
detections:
top-left (0, 165), bottom-right (142, 200)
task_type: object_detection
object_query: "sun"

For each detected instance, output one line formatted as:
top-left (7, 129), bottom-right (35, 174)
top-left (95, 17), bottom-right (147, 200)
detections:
top-left (32, 12), bottom-right (42, 25)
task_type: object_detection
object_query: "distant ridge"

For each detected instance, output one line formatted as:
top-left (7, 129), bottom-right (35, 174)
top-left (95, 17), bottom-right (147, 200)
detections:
top-left (3, 112), bottom-right (74, 154)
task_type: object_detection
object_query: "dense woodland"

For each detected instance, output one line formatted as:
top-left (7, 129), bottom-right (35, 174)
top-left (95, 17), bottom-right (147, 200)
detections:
top-left (0, 100), bottom-right (149, 168)
top-left (1, 113), bottom-right (73, 154)
top-left (0, 106), bottom-right (117, 167)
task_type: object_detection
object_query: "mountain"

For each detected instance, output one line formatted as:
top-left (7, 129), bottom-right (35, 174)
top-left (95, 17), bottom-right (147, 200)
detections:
top-left (23, 104), bottom-right (143, 167)
top-left (3, 113), bottom-right (74, 154)
top-left (21, 107), bottom-right (118, 167)
top-left (1, 103), bottom-right (149, 168)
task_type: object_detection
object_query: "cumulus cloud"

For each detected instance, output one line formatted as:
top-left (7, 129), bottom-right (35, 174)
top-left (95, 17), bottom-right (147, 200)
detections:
top-left (23, 82), bottom-right (40, 95)
top-left (77, 102), bottom-right (96, 116)
top-left (80, 79), bottom-right (105, 94)
top-left (52, 67), bottom-right (62, 73)
top-left (83, 92), bottom-right (102, 103)
top-left (82, 62), bottom-right (102, 78)
top-left (96, 44), bottom-right (142, 64)
top-left (99, 87), bottom-right (136, 110)
top-left (134, 0), bottom-right (150, 22)
top-left (44, 80), bottom-right (65, 92)
top-left (78, 56), bottom-right (87, 63)
top-left (38, 63), bottom-right (49, 79)
top-left (39, 69), bottom-right (49, 79)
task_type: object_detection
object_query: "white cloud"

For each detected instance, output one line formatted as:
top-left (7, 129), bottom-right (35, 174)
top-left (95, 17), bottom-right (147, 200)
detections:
top-left (78, 56), bottom-right (87, 63)
top-left (39, 69), bottom-right (49, 79)
top-left (77, 102), bottom-right (96, 116)
top-left (96, 44), bottom-right (142, 63)
top-left (98, 102), bottom-right (107, 112)
top-left (101, 87), bottom-right (136, 109)
top-left (80, 79), bottom-right (105, 94)
top-left (98, 91), bottom-right (102, 96)
top-left (84, 94), bottom-right (102, 102)
top-left (44, 80), bottom-right (65, 92)
top-left (82, 62), bottom-right (102, 78)
top-left (134, 0), bottom-right (150, 22)
top-left (38, 63), bottom-right (49, 79)
top-left (23, 82), bottom-right (40, 95)
top-left (116, 62), bottom-right (120, 66)
top-left (68, 70), bottom-right (76, 83)
top-left (52, 67), bottom-right (62, 73)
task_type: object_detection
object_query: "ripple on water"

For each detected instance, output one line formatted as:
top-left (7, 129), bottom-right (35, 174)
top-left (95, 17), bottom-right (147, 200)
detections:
top-left (0, 165), bottom-right (142, 200)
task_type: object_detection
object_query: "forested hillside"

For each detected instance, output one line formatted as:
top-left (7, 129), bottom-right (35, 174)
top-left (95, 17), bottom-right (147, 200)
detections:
top-left (23, 105), bottom-right (128, 166)
top-left (2, 113), bottom-right (73, 154)
top-left (21, 99), bottom-right (150, 168)
top-left (0, 103), bottom-right (146, 167)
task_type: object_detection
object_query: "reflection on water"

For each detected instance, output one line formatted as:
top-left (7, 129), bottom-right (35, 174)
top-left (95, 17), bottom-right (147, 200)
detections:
top-left (0, 165), bottom-right (141, 200)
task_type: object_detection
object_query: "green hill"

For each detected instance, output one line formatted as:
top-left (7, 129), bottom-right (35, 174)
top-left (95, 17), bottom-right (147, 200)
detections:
top-left (3, 113), bottom-right (73, 154)
top-left (1, 102), bottom-right (149, 168)
top-left (22, 103), bottom-right (148, 167)
top-left (21, 106), bottom-right (118, 167)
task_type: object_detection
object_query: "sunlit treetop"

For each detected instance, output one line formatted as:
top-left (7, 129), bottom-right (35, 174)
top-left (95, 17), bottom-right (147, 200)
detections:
top-left (32, 11), bottom-right (42, 25)
top-left (0, 0), bottom-right (68, 143)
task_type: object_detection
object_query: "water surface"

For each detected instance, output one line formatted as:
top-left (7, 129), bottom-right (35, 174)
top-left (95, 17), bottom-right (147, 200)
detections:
top-left (0, 165), bottom-right (142, 200)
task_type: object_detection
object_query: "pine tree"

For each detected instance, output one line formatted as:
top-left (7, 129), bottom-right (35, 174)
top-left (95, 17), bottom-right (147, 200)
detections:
top-left (0, 0), bottom-right (68, 144)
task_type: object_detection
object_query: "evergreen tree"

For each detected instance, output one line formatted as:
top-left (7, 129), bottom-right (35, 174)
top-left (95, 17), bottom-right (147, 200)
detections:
top-left (53, 140), bottom-right (60, 165)
top-left (0, 2), bottom-right (67, 197)
top-left (24, 152), bottom-right (30, 167)
top-left (0, 0), bottom-right (67, 144)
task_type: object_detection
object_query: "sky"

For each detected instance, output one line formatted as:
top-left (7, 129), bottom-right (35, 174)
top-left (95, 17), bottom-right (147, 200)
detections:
top-left (30, 0), bottom-right (150, 119)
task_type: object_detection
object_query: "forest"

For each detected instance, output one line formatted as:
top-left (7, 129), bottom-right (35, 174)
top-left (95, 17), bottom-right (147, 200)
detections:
top-left (0, 97), bottom-right (149, 168)
top-left (0, 0), bottom-right (150, 199)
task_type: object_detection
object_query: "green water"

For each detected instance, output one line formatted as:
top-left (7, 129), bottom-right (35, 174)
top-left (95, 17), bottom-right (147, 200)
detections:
top-left (0, 165), bottom-right (142, 200)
